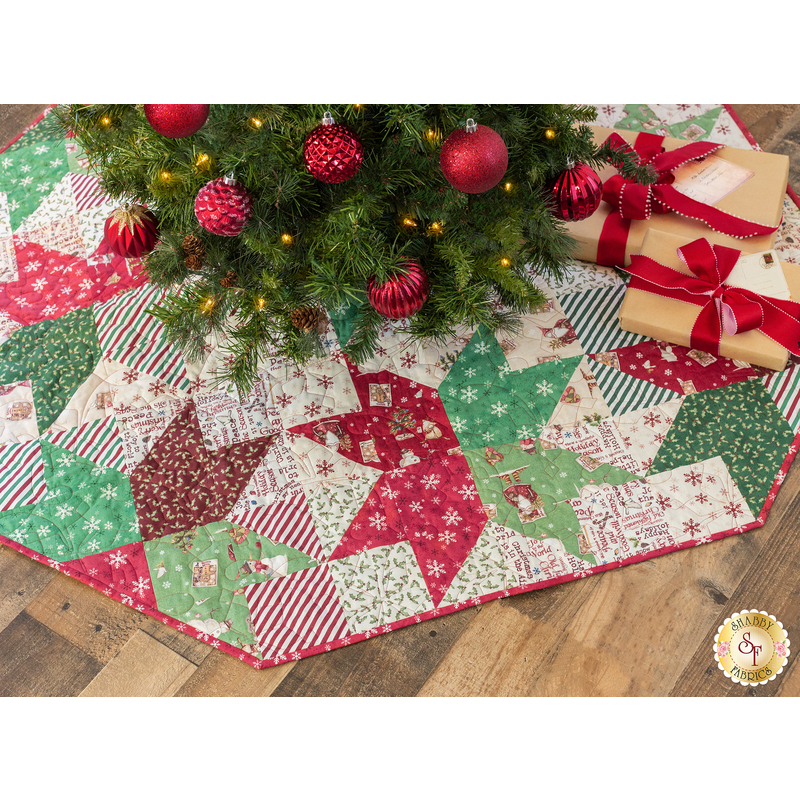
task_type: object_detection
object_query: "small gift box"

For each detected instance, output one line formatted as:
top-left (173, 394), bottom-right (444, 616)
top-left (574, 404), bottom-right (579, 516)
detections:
top-left (618, 230), bottom-right (800, 372)
top-left (564, 125), bottom-right (789, 268)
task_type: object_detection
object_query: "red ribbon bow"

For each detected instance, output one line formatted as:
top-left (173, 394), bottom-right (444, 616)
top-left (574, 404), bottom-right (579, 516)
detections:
top-left (596, 131), bottom-right (780, 267)
top-left (626, 238), bottom-right (800, 358)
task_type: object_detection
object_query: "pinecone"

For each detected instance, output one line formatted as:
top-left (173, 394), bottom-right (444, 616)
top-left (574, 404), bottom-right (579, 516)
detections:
top-left (185, 254), bottom-right (203, 271)
top-left (220, 270), bottom-right (238, 288)
top-left (290, 305), bottom-right (325, 333)
top-left (182, 234), bottom-right (205, 270)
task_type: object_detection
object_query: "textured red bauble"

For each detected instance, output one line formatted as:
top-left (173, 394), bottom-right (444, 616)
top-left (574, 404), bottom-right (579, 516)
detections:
top-left (549, 162), bottom-right (603, 221)
top-left (303, 113), bottom-right (363, 184)
top-left (143, 104), bottom-right (210, 138)
top-left (104, 205), bottom-right (159, 258)
top-left (194, 175), bottom-right (253, 236)
top-left (367, 261), bottom-right (430, 319)
top-left (440, 120), bottom-right (509, 194)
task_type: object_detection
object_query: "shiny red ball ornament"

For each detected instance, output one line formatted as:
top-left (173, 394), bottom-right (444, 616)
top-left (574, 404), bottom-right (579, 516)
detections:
top-left (194, 174), bottom-right (253, 236)
top-left (303, 112), bottom-right (363, 184)
top-left (104, 204), bottom-right (159, 258)
top-left (143, 104), bottom-right (210, 138)
top-left (549, 161), bottom-right (603, 221)
top-left (367, 261), bottom-right (430, 320)
top-left (440, 119), bottom-right (509, 194)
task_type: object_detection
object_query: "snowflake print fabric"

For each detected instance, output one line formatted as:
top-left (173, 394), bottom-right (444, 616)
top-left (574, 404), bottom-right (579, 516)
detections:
top-left (1, 105), bottom-right (800, 668)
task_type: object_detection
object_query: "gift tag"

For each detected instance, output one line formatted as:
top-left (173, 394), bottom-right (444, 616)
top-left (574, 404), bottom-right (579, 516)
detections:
top-left (725, 250), bottom-right (791, 301)
top-left (671, 155), bottom-right (754, 205)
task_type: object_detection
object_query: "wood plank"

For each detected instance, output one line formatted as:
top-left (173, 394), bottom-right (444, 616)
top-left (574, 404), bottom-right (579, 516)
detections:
top-left (0, 104), bottom-right (49, 147)
top-left (24, 569), bottom-right (215, 667)
top-left (0, 611), bottom-right (102, 697)
top-left (175, 649), bottom-right (295, 697)
top-left (0, 544), bottom-right (56, 635)
top-left (671, 472), bottom-right (800, 696)
top-left (79, 630), bottom-right (196, 697)
top-left (270, 606), bottom-right (481, 697)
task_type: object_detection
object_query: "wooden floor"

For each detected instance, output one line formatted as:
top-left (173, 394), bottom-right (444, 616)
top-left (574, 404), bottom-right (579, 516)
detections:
top-left (2, 104), bottom-right (800, 697)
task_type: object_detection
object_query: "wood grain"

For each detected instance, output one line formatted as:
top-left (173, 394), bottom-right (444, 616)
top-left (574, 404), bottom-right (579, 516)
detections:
top-left (79, 630), bottom-right (196, 697)
top-left (1, 104), bottom-right (799, 696)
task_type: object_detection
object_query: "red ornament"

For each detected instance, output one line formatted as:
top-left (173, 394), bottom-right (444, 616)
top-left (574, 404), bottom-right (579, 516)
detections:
top-left (367, 261), bottom-right (430, 319)
top-left (303, 112), bottom-right (363, 184)
top-left (194, 174), bottom-right (253, 236)
top-left (143, 104), bottom-right (210, 138)
top-left (440, 119), bottom-right (508, 194)
top-left (549, 162), bottom-right (603, 221)
top-left (104, 205), bottom-right (159, 258)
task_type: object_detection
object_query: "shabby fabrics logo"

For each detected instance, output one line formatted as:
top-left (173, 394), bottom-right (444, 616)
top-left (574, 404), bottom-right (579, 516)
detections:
top-left (714, 609), bottom-right (790, 686)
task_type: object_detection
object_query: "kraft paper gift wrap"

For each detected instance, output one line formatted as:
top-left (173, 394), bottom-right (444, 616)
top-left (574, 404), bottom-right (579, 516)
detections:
top-left (564, 125), bottom-right (789, 267)
top-left (618, 229), bottom-right (800, 372)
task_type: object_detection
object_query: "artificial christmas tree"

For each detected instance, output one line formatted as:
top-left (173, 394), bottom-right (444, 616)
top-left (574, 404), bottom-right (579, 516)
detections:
top-left (50, 104), bottom-right (654, 395)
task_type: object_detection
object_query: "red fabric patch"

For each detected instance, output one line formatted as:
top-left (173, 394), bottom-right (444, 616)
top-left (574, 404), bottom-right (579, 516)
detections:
top-left (592, 340), bottom-right (757, 395)
top-left (130, 403), bottom-right (277, 541)
top-left (64, 541), bottom-right (158, 609)
top-left (0, 237), bottom-right (147, 326)
top-left (289, 362), bottom-right (459, 472)
top-left (331, 452), bottom-right (486, 606)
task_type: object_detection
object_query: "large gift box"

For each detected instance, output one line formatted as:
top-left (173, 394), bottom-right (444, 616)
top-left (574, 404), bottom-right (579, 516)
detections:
top-left (618, 229), bottom-right (800, 372)
top-left (564, 125), bottom-right (790, 267)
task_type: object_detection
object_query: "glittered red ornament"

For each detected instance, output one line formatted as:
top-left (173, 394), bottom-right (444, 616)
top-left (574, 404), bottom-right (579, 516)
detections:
top-left (143, 104), bottom-right (210, 138)
top-left (194, 174), bottom-right (253, 236)
top-left (367, 261), bottom-right (430, 320)
top-left (303, 112), bottom-right (363, 184)
top-left (104, 204), bottom-right (159, 258)
top-left (440, 119), bottom-right (509, 194)
top-left (549, 162), bottom-right (603, 221)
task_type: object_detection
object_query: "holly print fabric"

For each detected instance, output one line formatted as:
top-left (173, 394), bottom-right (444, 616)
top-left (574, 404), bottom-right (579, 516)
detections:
top-left (0, 105), bottom-right (799, 668)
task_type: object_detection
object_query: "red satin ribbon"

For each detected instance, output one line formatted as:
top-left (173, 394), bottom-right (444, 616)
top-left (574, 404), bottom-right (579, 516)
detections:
top-left (596, 131), bottom-right (780, 267)
top-left (626, 238), bottom-right (800, 358)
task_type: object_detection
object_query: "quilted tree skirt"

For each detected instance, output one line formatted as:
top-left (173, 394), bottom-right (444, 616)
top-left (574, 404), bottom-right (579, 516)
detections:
top-left (2, 104), bottom-right (800, 669)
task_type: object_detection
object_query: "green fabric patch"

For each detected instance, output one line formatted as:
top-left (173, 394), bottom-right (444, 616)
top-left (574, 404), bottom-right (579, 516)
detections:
top-left (327, 299), bottom-right (360, 349)
top-left (0, 305), bottom-right (102, 432)
top-left (0, 138), bottom-right (71, 228)
top-left (0, 440), bottom-right (139, 562)
top-left (648, 380), bottom-right (794, 516)
top-left (464, 442), bottom-right (640, 566)
top-left (143, 520), bottom-right (318, 655)
top-left (613, 105), bottom-right (722, 141)
top-left (438, 327), bottom-right (581, 450)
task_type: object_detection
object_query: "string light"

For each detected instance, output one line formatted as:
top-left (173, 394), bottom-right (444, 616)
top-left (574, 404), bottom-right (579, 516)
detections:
top-left (402, 217), bottom-right (417, 228)
top-left (500, 257), bottom-right (511, 268)
top-left (281, 233), bottom-right (293, 245)
top-left (256, 297), bottom-right (265, 311)
top-left (544, 127), bottom-right (557, 140)
top-left (100, 116), bottom-right (111, 128)
top-left (250, 117), bottom-right (263, 128)
top-left (503, 181), bottom-right (513, 192)
top-left (202, 297), bottom-right (215, 313)
top-left (161, 171), bottom-right (171, 181)
top-left (427, 221), bottom-right (443, 236)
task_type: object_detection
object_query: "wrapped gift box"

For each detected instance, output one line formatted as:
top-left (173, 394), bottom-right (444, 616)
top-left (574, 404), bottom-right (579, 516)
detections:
top-left (618, 229), bottom-right (800, 372)
top-left (564, 125), bottom-right (789, 267)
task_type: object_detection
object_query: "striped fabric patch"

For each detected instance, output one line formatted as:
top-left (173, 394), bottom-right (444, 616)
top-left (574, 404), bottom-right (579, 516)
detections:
top-left (244, 563), bottom-right (351, 659)
top-left (590, 360), bottom-right (683, 418)
top-left (557, 284), bottom-right (647, 356)
top-left (0, 440), bottom-right (46, 511)
top-left (93, 283), bottom-right (190, 393)
top-left (41, 414), bottom-right (125, 471)
top-left (69, 173), bottom-right (110, 212)
top-left (762, 362), bottom-right (800, 433)
top-left (229, 491), bottom-right (323, 562)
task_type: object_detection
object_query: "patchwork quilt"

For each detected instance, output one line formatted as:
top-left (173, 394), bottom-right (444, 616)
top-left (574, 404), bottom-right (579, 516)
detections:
top-left (1, 104), bottom-right (799, 668)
